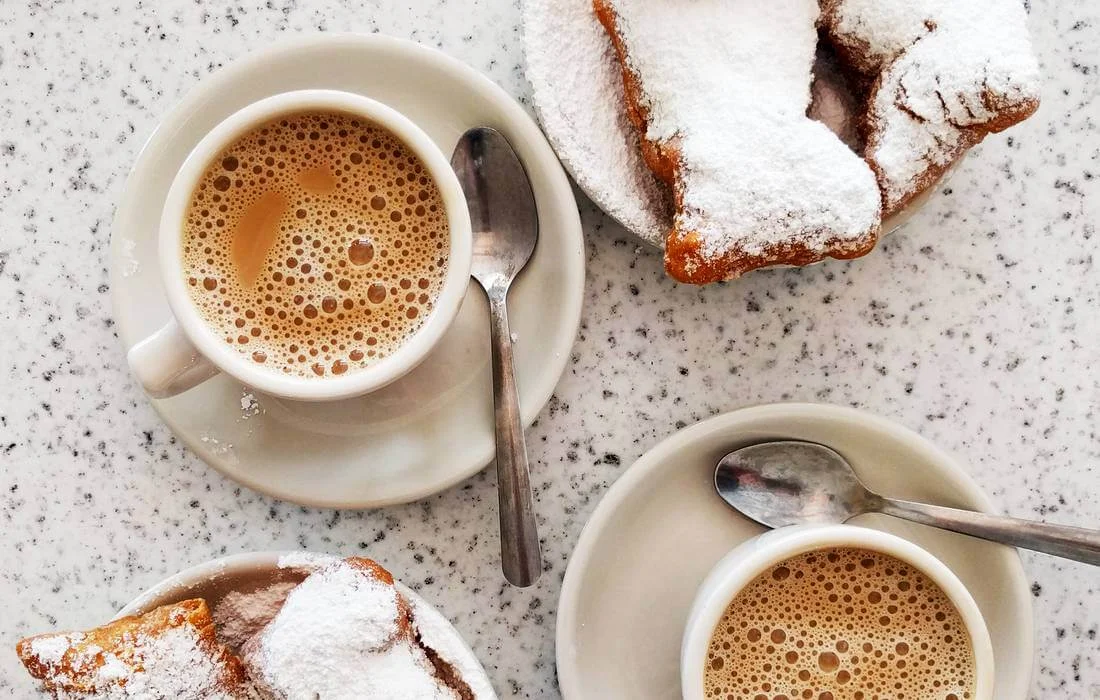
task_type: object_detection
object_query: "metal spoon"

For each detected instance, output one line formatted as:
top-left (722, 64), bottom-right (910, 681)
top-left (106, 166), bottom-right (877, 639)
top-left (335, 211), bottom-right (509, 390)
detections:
top-left (451, 127), bottom-right (542, 587)
top-left (715, 440), bottom-right (1100, 565)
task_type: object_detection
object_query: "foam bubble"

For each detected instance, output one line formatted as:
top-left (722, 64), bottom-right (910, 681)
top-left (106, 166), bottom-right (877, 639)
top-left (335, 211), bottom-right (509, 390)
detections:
top-left (703, 547), bottom-right (975, 700)
top-left (181, 111), bottom-right (448, 378)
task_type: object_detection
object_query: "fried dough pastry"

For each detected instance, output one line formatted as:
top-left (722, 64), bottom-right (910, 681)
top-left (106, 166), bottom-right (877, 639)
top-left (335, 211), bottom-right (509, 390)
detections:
top-left (820, 0), bottom-right (1041, 217)
top-left (16, 598), bottom-right (256, 699)
top-left (593, 0), bottom-right (882, 284)
top-left (243, 556), bottom-right (473, 700)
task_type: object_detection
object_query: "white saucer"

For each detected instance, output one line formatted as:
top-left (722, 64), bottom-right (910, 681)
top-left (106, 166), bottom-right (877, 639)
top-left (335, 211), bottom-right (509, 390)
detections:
top-left (556, 403), bottom-right (1034, 699)
top-left (116, 551), bottom-right (497, 699)
top-left (109, 35), bottom-right (585, 508)
top-left (523, 0), bottom-right (947, 249)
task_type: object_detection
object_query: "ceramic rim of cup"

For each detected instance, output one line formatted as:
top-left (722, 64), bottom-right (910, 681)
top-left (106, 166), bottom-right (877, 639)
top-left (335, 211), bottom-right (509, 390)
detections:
top-left (157, 89), bottom-right (472, 401)
top-left (680, 524), bottom-right (996, 700)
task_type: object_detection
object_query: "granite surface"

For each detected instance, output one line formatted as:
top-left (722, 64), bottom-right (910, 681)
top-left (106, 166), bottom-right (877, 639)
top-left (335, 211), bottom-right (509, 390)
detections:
top-left (1, 0), bottom-right (1098, 697)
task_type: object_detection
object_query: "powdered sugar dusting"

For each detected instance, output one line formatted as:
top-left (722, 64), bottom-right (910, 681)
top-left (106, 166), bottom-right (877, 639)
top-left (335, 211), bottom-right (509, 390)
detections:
top-left (28, 634), bottom-right (79, 666)
top-left (600, 0), bottom-right (881, 273)
top-left (824, 0), bottom-right (1041, 211)
top-left (211, 555), bottom-right (495, 699)
top-left (244, 559), bottom-right (461, 699)
top-left (524, 0), bottom-right (669, 245)
top-left (27, 625), bottom-right (251, 699)
top-left (94, 626), bottom-right (248, 699)
top-left (276, 551), bottom-right (337, 571)
top-left (525, 0), bottom-right (1027, 265)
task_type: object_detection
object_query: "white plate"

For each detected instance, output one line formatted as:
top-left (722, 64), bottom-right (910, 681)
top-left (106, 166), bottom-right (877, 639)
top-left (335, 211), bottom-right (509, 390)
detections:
top-left (556, 403), bottom-right (1034, 699)
top-left (116, 551), bottom-right (497, 699)
top-left (523, 0), bottom-right (947, 249)
top-left (109, 34), bottom-right (585, 508)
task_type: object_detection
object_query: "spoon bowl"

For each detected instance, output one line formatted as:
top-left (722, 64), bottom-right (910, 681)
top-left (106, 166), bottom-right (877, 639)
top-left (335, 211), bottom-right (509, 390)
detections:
top-left (454, 127), bottom-right (540, 289)
top-left (714, 441), bottom-right (876, 528)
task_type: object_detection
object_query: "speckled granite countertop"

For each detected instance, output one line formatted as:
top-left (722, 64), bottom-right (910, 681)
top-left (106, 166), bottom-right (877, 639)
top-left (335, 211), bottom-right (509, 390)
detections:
top-left (1, 0), bottom-right (1098, 697)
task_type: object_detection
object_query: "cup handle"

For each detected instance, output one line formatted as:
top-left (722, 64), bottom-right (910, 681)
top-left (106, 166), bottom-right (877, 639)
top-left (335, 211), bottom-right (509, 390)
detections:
top-left (127, 319), bottom-right (219, 398)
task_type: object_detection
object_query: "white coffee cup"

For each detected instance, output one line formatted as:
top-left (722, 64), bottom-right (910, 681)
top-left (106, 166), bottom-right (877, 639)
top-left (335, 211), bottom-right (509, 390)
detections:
top-left (681, 524), bottom-right (995, 700)
top-left (127, 90), bottom-right (472, 402)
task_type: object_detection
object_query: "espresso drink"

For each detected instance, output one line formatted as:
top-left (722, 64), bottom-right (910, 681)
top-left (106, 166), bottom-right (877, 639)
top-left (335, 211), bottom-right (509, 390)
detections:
top-left (182, 111), bottom-right (448, 378)
top-left (704, 547), bottom-right (975, 700)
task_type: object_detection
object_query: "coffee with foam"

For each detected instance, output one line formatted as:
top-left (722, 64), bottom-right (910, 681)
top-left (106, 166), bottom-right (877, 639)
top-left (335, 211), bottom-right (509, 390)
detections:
top-left (181, 111), bottom-right (448, 379)
top-left (703, 547), bottom-right (975, 700)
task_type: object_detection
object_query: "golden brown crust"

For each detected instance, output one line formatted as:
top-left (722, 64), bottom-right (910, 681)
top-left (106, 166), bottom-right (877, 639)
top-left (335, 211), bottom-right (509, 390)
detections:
top-left (665, 227), bottom-right (878, 283)
top-left (16, 599), bottom-right (250, 697)
top-left (593, 0), bottom-right (880, 284)
top-left (343, 556), bottom-right (395, 587)
top-left (593, 0), bottom-right (678, 188)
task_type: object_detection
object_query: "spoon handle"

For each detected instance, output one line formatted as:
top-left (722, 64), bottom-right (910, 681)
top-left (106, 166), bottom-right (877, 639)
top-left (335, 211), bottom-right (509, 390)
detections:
top-left (486, 288), bottom-right (542, 587)
top-left (877, 497), bottom-right (1100, 565)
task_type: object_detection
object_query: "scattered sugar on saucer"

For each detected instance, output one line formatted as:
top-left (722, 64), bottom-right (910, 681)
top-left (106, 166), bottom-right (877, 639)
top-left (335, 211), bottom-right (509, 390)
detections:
top-left (238, 392), bottom-right (262, 419)
top-left (199, 432), bottom-right (236, 461)
top-left (119, 238), bottom-right (140, 277)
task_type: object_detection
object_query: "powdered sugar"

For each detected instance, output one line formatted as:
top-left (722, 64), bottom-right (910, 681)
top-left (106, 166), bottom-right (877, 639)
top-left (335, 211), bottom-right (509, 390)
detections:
top-left (238, 392), bottom-right (262, 419)
top-left (90, 626), bottom-right (249, 699)
top-left (212, 555), bottom-right (495, 699)
top-left (276, 550), bottom-right (337, 571)
top-left (602, 0), bottom-right (881, 277)
top-left (244, 559), bottom-right (461, 699)
top-left (526, 0), bottom-right (1033, 267)
top-left (93, 653), bottom-right (128, 684)
top-left (27, 634), bottom-right (78, 666)
top-left (28, 625), bottom-right (250, 699)
top-left (523, 0), bottom-right (669, 245)
top-left (824, 0), bottom-right (1041, 211)
top-left (118, 238), bottom-right (140, 277)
